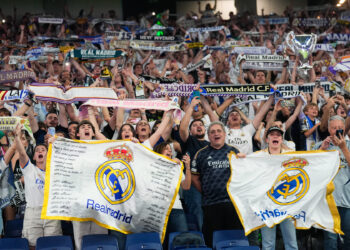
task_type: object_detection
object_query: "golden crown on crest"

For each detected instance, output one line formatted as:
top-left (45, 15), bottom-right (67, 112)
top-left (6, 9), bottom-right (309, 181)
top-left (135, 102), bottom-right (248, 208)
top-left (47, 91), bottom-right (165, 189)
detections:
top-left (104, 144), bottom-right (133, 162)
top-left (282, 157), bottom-right (308, 168)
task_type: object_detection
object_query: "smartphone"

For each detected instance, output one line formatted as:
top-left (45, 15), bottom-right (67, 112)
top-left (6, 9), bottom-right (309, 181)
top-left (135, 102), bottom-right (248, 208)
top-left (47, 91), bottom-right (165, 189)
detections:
top-left (193, 90), bottom-right (201, 112)
top-left (48, 127), bottom-right (56, 136)
top-left (193, 90), bottom-right (201, 98)
top-left (315, 80), bottom-right (321, 88)
top-left (336, 129), bottom-right (344, 139)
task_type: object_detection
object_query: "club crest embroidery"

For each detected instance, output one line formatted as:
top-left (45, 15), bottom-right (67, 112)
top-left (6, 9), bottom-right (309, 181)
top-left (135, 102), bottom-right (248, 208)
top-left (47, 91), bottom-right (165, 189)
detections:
top-left (95, 144), bottom-right (135, 204)
top-left (267, 157), bottom-right (310, 205)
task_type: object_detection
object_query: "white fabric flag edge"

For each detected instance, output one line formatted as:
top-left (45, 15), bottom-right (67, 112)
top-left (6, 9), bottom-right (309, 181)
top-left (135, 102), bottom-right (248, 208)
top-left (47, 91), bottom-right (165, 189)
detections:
top-left (226, 150), bottom-right (343, 236)
top-left (41, 139), bottom-right (184, 242)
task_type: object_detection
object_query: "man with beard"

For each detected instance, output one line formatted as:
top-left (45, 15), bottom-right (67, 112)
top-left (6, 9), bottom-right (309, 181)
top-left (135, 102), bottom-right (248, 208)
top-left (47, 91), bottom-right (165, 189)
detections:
top-left (179, 95), bottom-right (218, 231)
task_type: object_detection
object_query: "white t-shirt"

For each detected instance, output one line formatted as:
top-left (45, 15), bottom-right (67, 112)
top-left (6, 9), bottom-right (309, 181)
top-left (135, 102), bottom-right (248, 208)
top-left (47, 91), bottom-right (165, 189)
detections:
top-left (22, 160), bottom-right (45, 208)
top-left (142, 139), bottom-right (153, 150)
top-left (226, 123), bottom-right (256, 154)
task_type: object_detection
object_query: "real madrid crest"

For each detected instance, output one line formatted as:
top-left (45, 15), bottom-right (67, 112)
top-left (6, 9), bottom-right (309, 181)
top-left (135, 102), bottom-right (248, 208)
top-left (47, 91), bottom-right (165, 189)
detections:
top-left (267, 157), bottom-right (310, 205)
top-left (95, 144), bottom-right (136, 204)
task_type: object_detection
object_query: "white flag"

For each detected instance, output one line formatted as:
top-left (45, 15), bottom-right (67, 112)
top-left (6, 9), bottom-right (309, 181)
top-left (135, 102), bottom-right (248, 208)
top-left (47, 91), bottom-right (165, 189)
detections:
top-left (42, 138), bottom-right (183, 241)
top-left (227, 150), bottom-right (342, 235)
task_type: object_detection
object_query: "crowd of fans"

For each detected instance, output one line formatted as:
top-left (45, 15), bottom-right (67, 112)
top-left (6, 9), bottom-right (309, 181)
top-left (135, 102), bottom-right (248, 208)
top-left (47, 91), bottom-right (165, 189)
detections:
top-left (0, 2), bottom-right (350, 250)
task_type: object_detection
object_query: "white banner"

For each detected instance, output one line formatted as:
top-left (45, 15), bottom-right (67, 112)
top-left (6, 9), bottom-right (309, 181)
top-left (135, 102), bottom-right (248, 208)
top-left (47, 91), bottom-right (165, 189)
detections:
top-left (130, 41), bottom-right (185, 52)
top-left (42, 138), bottom-right (183, 241)
top-left (83, 98), bottom-right (180, 111)
top-left (28, 84), bottom-right (118, 104)
top-left (38, 17), bottom-right (64, 24)
top-left (233, 47), bottom-right (271, 55)
top-left (276, 82), bottom-right (337, 95)
top-left (259, 17), bottom-right (289, 25)
top-left (242, 61), bottom-right (292, 71)
top-left (228, 150), bottom-right (342, 235)
top-left (230, 91), bottom-right (301, 106)
top-left (242, 55), bottom-right (285, 62)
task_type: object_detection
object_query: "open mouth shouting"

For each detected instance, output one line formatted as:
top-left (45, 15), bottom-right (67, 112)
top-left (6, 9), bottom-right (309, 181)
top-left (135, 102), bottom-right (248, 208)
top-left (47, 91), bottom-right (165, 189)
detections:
top-left (271, 139), bottom-right (279, 145)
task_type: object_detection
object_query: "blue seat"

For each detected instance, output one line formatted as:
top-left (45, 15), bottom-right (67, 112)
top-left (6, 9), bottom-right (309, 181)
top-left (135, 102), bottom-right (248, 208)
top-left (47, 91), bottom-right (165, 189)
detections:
top-left (128, 242), bottom-right (163, 250)
top-left (4, 219), bottom-right (23, 238)
top-left (224, 247), bottom-right (259, 250)
top-left (212, 230), bottom-right (248, 250)
top-left (168, 231), bottom-right (206, 250)
top-left (125, 232), bottom-right (161, 250)
top-left (215, 239), bottom-right (249, 249)
top-left (36, 235), bottom-right (74, 250)
top-left (0, 237), bottom-right (29, 249)
top-left (175, 248), bottom-right (211, 250)
top-left (82, 234), bottom-right (119, 250)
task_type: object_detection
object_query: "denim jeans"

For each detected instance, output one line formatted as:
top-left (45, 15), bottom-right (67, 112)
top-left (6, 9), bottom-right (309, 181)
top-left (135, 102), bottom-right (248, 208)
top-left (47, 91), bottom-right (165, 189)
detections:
top-left (261, 219), bottom-right (298, 250)
top-left (167, 209), bottom-right (189, 233)
top-left (324, 206), bottom-right (350, 250)
top-left (182, 185), bottom-right (203, 230)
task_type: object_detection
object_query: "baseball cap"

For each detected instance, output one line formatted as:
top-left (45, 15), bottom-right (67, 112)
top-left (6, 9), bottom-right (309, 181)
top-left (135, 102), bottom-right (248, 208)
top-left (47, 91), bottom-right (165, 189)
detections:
top-left (266, 126), bottom-right (284, 136)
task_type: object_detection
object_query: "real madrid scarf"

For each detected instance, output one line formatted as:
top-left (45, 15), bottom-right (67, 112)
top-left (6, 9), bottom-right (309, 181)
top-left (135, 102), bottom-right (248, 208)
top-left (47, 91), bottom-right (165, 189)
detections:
top-left (242, 61), bottom-right (293, 71)
top-left (151, 83), bottom-right (271, 97)
top-left (38, 17), bottom-right (64, 24)
top-left (240, 55), bottom-right (285, 62)
top-left (326, 33), bottom-right (350, 42)
top-left (292, 18), bottom-right (337, 27)
top-left (181, 54), bottom-right (211, 73)
top-left (0, 90), bottom-right (29, 102)
top-left (185, 26), bottom-right (231, 43)
top-left (134, 35), bottom-right (182, 42)
top-left (66, 49), bottom-right (125, 62)
top-left (0, 70), bottom-right (36, 84)
top-left (259, 17), bottom-right (289, 25)
top-left (139, 75), bottom-right (178, 84)
top-left (232, 46), bottom-right (271, 55)
top-left (105, 31), bottom-right (133, 40)
top-left (129, 41), bottom-right (186, 52)
top-left (151, 82), bottom-right (337, 98)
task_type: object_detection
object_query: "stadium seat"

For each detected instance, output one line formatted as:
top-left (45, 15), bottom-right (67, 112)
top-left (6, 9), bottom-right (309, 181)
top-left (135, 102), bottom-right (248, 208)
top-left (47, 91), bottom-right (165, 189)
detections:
top-left (168, 231), bottom-right (206, 250)
top-left (215, 239), bottom-right (249, 249)
top-left (175, 248), bottom-right (211, 250)
top-left (125, 232), bottom-right (161, 250)
top-left (212, 230), bottom-right (248, 250)
top-left (4, 218), bottom-right (23, 238)
top-left (0, 237), bottom-right (29, 249)
top-left (223, 247), bottom-right (259, 250)
top-left (36, 235), bottom-right (74, 250)
top-left (81, 234), bottom-right (119, 250)
top-left (128, 242), bottom-right (163, 250)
